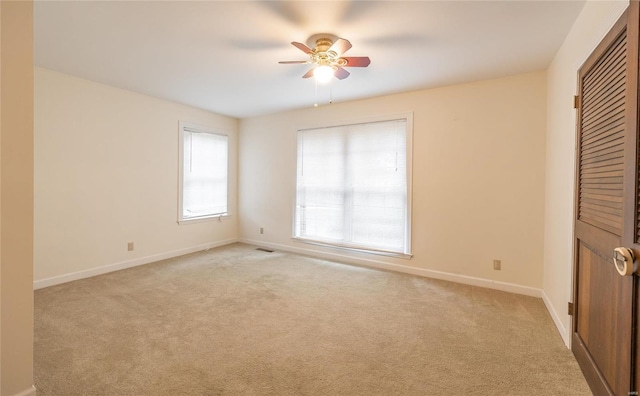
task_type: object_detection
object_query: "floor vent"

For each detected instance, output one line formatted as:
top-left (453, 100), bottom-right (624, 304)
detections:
top-left (256, 248), bottom-right (274, 253)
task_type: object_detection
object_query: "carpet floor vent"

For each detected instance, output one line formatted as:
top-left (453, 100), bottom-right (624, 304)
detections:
top-left (256, 248), bottom-right (274, 253)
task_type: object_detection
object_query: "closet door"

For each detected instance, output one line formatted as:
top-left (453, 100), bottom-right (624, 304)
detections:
top-left (572, 3), bottom-right (639, 395)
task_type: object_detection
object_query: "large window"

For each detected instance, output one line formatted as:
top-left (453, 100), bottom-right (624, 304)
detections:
top-left (294, 115), bottom-right (412, 256)
top-left (178, 122), bottom-right (228, 223)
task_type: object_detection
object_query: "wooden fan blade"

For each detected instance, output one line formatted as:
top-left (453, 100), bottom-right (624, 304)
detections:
top-left (329, 38), bottom-right (352, 56)
top-left (279, 60), bottom-right (309, 64)
top-left (334, 67), bottom-right (350, 80)
top-left (291, 41), bottom-right (313, 54)
top-left (302, 69), bottom-right (315, 78)
top-left (341, 57), bottom-right (371, 67)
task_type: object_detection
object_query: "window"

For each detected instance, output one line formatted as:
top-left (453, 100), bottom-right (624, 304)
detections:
top-left (294, 115), bottom-right (412, 256)
top-left (178, 122), bottom-right (228, 223)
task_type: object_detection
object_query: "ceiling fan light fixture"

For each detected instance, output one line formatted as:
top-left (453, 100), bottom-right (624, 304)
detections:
top-left (314, 65), bottom-right (334, 84)
top-left (280, 36), bottom-right (370, 83)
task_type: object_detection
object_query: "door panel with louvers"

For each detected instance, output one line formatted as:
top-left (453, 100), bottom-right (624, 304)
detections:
top-left (578, 31), bottom-right (626, 237)
top-left (572, 4), bottom-right (640, 395)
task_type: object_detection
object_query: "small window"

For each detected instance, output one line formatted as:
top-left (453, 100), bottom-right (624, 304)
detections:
top-left (178, 122), bottom-right (228, 223)
top-left (294, 115), bottom-right (412, 256)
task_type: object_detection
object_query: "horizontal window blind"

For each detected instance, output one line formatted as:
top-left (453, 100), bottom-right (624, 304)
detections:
top-left (181, 128), bottom-right (228, 220)
top-left (295, 118), bottom-right (410, 255)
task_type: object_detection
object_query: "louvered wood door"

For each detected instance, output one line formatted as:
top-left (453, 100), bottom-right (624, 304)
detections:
top-left (572, 4), bottom-right (640, 396)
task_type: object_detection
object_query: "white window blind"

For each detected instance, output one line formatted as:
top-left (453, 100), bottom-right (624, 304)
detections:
top-left (295, 118), bottom-right (411, 255)
top-left (180, 124), bottom-right (228, 221)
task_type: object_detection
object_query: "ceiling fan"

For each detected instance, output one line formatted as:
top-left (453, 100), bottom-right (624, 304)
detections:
top-left (279, 36), bottom-right (371, 83)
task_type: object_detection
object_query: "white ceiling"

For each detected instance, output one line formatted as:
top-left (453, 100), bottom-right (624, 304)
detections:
top-left (34, 1), bottom-right (586, 119)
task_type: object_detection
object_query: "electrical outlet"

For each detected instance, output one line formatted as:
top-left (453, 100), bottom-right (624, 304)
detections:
top-left (493, 259), bottom-right (501, 270)
top-left (260, 227), bottom-right (264, 234)
top-left (128, 242), bottom-right (134, 251)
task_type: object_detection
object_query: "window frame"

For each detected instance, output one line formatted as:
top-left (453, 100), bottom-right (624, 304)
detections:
top-left (291, 113), bottom-right (413, 258)
top-left (177, 121), bottom-right (230, 225)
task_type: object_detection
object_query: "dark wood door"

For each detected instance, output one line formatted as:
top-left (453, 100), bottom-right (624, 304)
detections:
top-left (573, 3), bottom-right (640, 396)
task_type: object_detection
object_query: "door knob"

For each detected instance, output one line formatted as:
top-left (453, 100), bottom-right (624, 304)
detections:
top-left (613, 247), bottom-right (636, 276)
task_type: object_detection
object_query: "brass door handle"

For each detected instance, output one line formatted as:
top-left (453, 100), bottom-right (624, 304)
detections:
top-left (613, 247), bottom-right (636, 276)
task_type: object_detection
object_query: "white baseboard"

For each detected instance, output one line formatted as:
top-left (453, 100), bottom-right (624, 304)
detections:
top-left (11, 385), bottom-right (37, 396)
top-left (241, 238), bottom-right (542, 298)
top-left (33, 238), bottom-right (238, 290)
top-left (542, 290), bottom-right (571, 348)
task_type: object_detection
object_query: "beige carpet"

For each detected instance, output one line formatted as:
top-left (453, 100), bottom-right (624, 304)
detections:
top-left (34, 243), bottom-right (590, 395)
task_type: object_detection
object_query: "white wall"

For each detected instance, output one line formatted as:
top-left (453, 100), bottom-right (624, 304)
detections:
top-left (239, 72), bottom-right (547, 294)
top-left (34, 68), bottom-right (239, 286)
top-left (543, 0), bottom-right (628, 346)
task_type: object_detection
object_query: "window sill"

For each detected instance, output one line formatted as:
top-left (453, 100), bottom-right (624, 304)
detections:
top-left (178, 214), bottom-right (232, 225)
top-left (292, 237), bottom-right (413, 260)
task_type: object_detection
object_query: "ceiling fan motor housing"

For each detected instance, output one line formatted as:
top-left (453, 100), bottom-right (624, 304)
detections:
top-left (311, 38), bottom-right (340, 68)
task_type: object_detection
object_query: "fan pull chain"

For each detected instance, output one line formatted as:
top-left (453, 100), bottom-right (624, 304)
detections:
top-left (314, 78), bottom-right (319, 107)
top-left (312, 76), bottom-right (335, 107)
